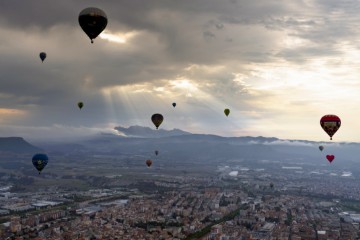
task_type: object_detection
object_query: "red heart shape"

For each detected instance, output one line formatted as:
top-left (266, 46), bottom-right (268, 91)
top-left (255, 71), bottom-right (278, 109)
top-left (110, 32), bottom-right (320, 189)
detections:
top-left (326, 155), bottom-right (335, 163)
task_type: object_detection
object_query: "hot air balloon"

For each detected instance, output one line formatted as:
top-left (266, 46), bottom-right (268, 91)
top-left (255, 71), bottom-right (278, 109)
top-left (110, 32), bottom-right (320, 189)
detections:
top-left (319, 146), bottom-right (324, 152)
top-left (146, 159), bottom-right (152, 167)
top-left (78, 7), bottom-right (108, 44)
top-left (326, 155), bottom-right (335, 163)
top-left (78, 102), bottom-right (84, 110)
top-left (320, 115), bottom-right (341, 140)
top-left (39, 52), bottom-right (46, 62)
top-left (270, 183), bottom-right (274, 189)
top-left (224, 108), bottom-right (230, 117)
top-left (155, 150), bottom-right (159, 156)
top-left (172, 103), bottom-right (176, 107)
top-left (32, 153), bottom-right (48, 174)
top-left (151, 113), bottom-right (164, 129)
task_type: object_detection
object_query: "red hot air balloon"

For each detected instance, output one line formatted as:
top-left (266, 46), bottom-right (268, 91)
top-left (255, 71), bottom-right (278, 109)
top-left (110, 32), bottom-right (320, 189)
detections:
top-left (326, 155), bottom-right (335, 163)
top-left (320, 115), bottom-right (341, 140)
top-left (146, 159), bottom-right (152, 167)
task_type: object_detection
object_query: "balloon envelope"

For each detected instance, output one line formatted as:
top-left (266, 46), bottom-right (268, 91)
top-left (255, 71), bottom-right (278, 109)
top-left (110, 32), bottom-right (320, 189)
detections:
top-left (146, 159), bottom-right (152, 167)
top-left (320, 115), bottom-right (341, 140)
top-left (78, 102), bottom-right (84, 109)
top-left (39, 52), bottom-right (46, 62)
top-left (78, 7), bottom-right (107, 43)
top-left (32, 153), bottom-right (48, 174)
top-left (224, 108), bottom-right (230, 117)
top-left (151, 113), bottom-right (164, 129)
top-left (172, 103), bottom-right (176, 107)
top-left (155, 150), bottom-right (159, 156)
top-left (326, 155), bottom-right (335, 163)
top-left (319, 146), bottom-right (324, 151)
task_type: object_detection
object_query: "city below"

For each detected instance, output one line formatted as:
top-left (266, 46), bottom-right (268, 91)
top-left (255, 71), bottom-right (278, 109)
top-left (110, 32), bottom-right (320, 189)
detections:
top-left (0, 130), bottom-right (360, 239)
top-left (0, 158), bottom-right (360, 239)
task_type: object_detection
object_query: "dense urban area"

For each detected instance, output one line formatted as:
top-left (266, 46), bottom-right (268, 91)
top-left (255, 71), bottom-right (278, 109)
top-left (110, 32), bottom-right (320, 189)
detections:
top-left (1, 157), bottom-right (360, 240)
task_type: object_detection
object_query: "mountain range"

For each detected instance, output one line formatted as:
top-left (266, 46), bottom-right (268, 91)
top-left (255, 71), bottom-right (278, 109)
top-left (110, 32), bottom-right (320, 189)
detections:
top-left (114, 125), bottom-right (191, 138)
top-left (0, 137), bottom-right (41, 153)
top-left (1, 126), bottom-right (359, 172)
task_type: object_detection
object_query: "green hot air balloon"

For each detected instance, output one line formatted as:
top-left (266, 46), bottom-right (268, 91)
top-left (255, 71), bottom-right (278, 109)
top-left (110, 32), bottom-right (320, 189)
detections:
top-left (151, 113), bottom-right (164, 129)
top-left (78, 102), bottom-right (84, 110)
top-left (224, 108), bottom-right (230, 117)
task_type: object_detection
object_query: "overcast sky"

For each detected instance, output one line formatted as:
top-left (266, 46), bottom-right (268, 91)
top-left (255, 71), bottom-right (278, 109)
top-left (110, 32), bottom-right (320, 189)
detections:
top-left (1, 0), bottom-right (360, 142)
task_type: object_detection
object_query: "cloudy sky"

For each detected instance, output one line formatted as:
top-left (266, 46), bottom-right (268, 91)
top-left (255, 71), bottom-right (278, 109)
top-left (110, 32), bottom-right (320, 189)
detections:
top-left (0, 0), bottom-right (360, 142)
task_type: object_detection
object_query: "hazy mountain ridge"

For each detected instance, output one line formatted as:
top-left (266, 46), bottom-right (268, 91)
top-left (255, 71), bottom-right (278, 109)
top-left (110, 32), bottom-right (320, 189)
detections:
top-left (0, 137), bottom-right (41, 153)
top-left (3, 127), bottom-right (360, 171)
top-left (114, 125), bottom-right (191, 138)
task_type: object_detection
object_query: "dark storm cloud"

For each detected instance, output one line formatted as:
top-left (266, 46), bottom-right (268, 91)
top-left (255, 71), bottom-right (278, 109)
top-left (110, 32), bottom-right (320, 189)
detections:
top-left (0, 1), bottom-right (315, 67)
top-left (0, 0), bottom-right (359, 140)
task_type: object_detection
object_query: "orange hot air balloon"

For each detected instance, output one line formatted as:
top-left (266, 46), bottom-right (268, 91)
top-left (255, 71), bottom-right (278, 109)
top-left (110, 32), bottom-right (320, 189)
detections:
top-left (151, 113), bottom-right (163, 129)
top-left (146, 159), bottom-right (152, 167)
top-left (320, 115), bottom-right (341, 140)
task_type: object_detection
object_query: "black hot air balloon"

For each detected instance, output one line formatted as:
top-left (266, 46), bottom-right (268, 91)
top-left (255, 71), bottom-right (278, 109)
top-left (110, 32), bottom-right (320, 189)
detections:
top-left (151, 113), bottom-right (164, 129)
top-left (39, 52), bottom-right (46, 62)
top-left (224, 108), bottom-right (230, 117)
top-left (319, 145), bottom-right (324, 152)
top-left (155, 150), bottom-right (159, 156)
top-left (32, 153), bottom-right (48, 174)
top-left (78, 7), bottom-right (108, 43)
top-left (172, 103), bottom-right (176, 107)
top-left (78, 102), bottom-right (84, 110)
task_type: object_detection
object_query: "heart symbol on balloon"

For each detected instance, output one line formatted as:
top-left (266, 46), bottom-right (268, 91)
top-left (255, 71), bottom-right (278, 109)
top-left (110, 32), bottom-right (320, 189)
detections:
top-left (326, 155), bottom-right (335, 163)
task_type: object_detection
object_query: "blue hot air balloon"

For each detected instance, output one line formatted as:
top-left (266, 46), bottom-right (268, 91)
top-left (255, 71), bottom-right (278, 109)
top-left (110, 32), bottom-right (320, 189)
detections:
top-left (32, 153), bottom-right (48, 174)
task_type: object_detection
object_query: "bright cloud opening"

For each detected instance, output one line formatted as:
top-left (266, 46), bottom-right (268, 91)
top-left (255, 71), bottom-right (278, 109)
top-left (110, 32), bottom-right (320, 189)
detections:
top-left (99, 30), bottom-right (138, 44)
